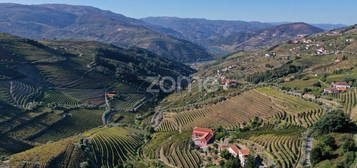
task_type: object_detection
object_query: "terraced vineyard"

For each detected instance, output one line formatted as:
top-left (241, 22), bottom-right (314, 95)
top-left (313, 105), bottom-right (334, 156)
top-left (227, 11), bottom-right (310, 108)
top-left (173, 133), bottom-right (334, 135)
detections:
top-left (37, 65), bottom-right (110, 89)
top-left (7, 137), bottom-right (80, 168)
top-left (83, 127), bottom-right (144, 168)
top-left (33, 109), bottom-right (104, 143)
top-left (0, 101), bottom-right (23, 123)
top-left (248, 134), bottom-right (302, 168)
top-left (57, 88), bottom-right (105, 105)
top-left (111, 94), bottom-right (147, 112)
top-left (331, 88), bottom-right (357, 119)
top-left (143, 132), bottom-right (202, 168)
top-left (156, 87), bottom-right (322, 131)
top-left (273, 109), bottom-right (324, 128)
top-left (0, 81), bottom-right (41, 110)
top-left (42, 90), bottom-right (80, 108)
top-left (5, 113), bottom-right (64, 141)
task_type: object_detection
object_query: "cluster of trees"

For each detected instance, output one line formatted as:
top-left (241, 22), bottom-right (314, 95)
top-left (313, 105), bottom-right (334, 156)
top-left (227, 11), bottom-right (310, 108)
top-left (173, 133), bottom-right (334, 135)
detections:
top-left (311, 110), bottom-right (356, 167)
top-left (246, 64), bottom-right (303, 84)
top-left (219, 150), bottom-right (260, 168)
top-left (312, 110), bottom-right (355, 135)
top-left (311, 135), bottom-right (356, 167)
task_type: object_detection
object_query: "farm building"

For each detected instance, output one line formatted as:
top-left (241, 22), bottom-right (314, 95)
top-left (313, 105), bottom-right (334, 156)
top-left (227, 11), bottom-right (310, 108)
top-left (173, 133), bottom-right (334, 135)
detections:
top-left (324, 82), bottom-right (351, 94)
top-left (220, 144), bottom-right (251, 167)
top-left (192, 127), bottom-right (215, 148)
top-left (332, 82), bottom-right (351, 89)
top-left (221, 79), bottom-right (238, 90)
top-left (106, 93), bottom-right (117, 99)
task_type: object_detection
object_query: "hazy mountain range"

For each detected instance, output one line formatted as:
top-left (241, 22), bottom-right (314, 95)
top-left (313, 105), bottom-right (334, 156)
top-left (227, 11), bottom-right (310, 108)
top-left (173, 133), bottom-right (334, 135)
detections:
top-left (0, 3), bottom-right (212, 62)
top-left (142, 17), bottom-right (326, 53)
top-left (0, 3), bottom-right (348, 60)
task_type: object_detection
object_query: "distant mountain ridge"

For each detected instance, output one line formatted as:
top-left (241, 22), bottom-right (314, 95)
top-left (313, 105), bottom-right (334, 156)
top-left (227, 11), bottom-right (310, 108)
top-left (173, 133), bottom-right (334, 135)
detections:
top-left (142, 17), bottom-right (273, 48)
top-left (142, 16), bottom-right (325, 53)
top-left (215, 22), bottom-right (324, 52)
top-left (0, 3), bottom-right (212, 62)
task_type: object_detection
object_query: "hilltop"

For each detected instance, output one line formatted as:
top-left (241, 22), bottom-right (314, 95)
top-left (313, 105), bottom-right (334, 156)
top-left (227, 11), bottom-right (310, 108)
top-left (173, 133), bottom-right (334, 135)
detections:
top-left (0, 3), bottom-right (212, 62)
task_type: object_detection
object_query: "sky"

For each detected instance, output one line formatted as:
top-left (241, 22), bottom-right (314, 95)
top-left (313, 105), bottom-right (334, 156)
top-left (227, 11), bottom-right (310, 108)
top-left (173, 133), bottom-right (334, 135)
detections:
top-left (0, 0), bottom-right (355, 25)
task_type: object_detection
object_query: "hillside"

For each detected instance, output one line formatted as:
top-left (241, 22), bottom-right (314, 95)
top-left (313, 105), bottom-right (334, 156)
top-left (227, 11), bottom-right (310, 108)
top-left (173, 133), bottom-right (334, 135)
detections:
top-left (0, 32), bottom-right (194, 160)
top-left (1, 6), bottom-right (357, 168)
top-left (0, 3), bottom-right (212, 62)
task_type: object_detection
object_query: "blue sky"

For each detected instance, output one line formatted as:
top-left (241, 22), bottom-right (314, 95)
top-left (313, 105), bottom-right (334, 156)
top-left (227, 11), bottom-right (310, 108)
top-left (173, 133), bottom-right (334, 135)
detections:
top-left (0, 0), bottom-right (355, 25)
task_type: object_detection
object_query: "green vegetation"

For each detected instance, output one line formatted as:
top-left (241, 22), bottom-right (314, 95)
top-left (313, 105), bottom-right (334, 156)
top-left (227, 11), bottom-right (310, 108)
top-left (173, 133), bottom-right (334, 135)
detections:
top-left (311, 134), bottom-right (357, 168)
top-left (247, 64), bottom-right (303, 84)
top-left (312, 110), bottom-right (355, 135)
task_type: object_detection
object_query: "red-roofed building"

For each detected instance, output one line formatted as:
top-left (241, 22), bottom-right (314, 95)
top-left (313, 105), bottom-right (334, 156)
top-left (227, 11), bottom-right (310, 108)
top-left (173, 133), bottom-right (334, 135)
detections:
top-left (106, 93), bottom-right (116, 98)
top-left (227, 145), bottom-right (251, 167)
top-left (192, 127), bottom-right (215, 148)
top-left (332, 82), bottom-right (351, 89)
top-left (228, 145), bottom-right (241, 157)
top-left (324, 82), bottom-right (351, 94)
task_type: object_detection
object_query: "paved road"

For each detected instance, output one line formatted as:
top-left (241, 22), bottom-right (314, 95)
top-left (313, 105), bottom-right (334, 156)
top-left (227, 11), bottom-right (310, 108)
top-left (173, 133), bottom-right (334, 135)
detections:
top-left (303, 134), bottom-right (313, 167)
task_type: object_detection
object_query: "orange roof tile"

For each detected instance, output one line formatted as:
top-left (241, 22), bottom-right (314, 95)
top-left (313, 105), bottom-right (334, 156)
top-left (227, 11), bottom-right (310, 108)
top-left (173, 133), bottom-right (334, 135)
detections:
top-left (240, 149), bottom-right (250, 155)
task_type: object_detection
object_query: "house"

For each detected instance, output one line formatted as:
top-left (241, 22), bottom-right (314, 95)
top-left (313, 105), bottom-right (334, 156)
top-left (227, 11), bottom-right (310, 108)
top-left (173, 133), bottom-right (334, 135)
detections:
top-left (324, 88), bottom-right (339, 94)
top-left (324, 87), bottom-right (348, 94)
top-left (222, 79), bottom-right (238, 90)
top-left (228, 145), bottom-right (241, 157)
top-left (221, 79), bottom-right (238, 86)
top-left (335, 58), bottom-right (342, 63)
top-left (324, 82), bottom-right (351, 94)
top-left (106, 93), bottom-right (116, 98)
top-left (227, 145), bottom-right (250, 167)
top-left (346, 39), bottom-right (354, 43)
top-left (316, 48), bottom-right (327, 55)
top-left (265, 52), bottom-right (276, 58)
top-left (332, 82), bottom-right (351, 89)
top-left (192, 127), bottom-right (215, 148)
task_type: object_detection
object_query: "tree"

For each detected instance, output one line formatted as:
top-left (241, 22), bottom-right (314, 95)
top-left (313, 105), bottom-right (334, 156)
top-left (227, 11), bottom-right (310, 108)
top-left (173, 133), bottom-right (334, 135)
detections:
top-left (220, 149), bottom-right (233, 160)
top-left (342, 138), bottom-right (355, 152)
top-left (313, 81), bottom-right (322, 87)
top-left (245, 155), bottom-right (259, 168)
top-left (224, 158), bottom-right (241, 168)
top-left (311, 147), bottom-right (323, 165)
top-left (320, 136), bottom-right (336, 149)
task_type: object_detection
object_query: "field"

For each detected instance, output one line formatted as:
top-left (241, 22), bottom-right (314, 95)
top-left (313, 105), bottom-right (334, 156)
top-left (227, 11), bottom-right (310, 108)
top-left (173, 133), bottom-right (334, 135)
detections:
top-left (156, 87), bottom-right (322, 131)
top-left (83, 127), bottom-right (144, 168)
top-left (143, 132), bottom-right (202, 168)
